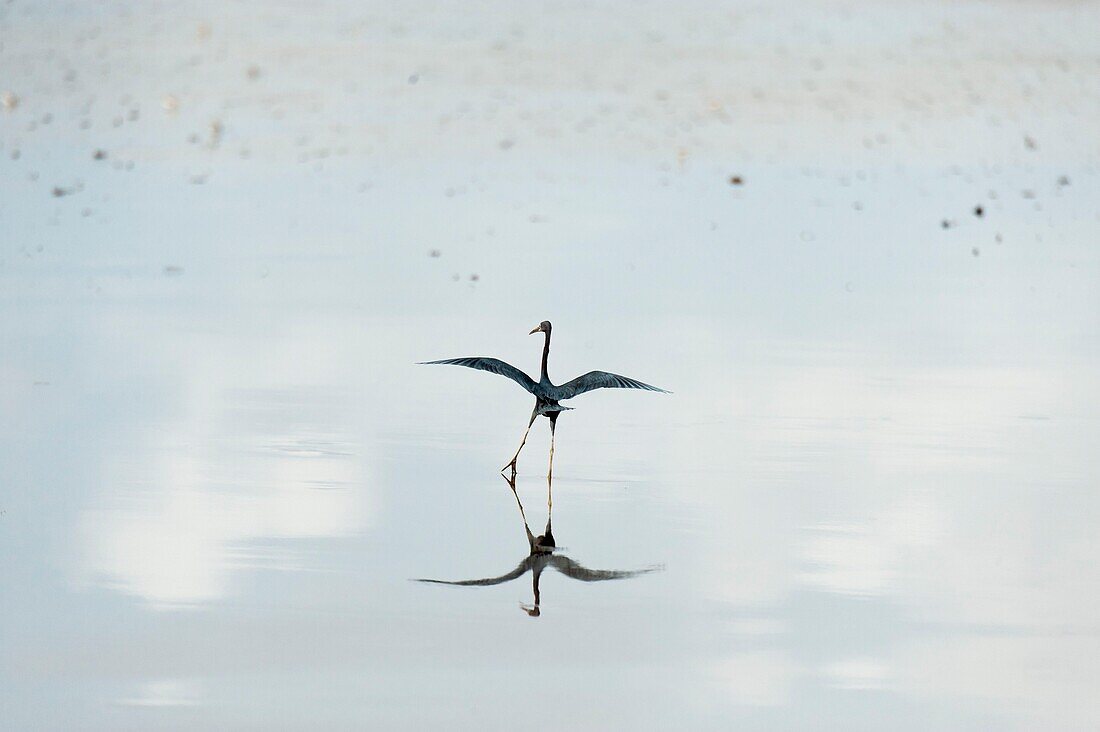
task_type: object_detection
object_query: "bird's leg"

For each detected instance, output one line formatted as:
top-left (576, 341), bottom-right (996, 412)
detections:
top-left (503, 408), bottom-right (538, 474)
top-left (547, 411), bottom-right (558, 480)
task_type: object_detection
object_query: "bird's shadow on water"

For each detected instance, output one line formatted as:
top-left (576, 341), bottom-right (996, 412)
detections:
top-left (414, 474), bottom-right (663, 617)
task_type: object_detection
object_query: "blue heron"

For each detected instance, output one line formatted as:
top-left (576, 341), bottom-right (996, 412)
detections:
top-left (421, 320), bottom-right (669, 476)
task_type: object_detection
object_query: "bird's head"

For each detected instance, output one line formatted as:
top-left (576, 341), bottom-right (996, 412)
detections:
top-left (529, 320), bottom-right (552, 335)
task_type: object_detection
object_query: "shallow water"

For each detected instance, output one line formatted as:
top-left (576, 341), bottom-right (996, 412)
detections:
top-left (3, 0), bottom-right (1100, 729)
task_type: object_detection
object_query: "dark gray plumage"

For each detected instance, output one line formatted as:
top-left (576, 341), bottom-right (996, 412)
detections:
top-left (421, 320), bottom-right (669, 475)
top-left (554, 370), bottom-right (668, 399)
top-left (418, 357), bottom-right (538, 394)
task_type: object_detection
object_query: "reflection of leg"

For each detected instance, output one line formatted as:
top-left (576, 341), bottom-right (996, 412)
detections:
top-left (521, 566), bottom-right (543, 617)
top-left (547, 412), bottom-right (558, 479)
top-left (503, 408), bottom-right (538, 474)
top-left (530, 568), bottom-right (543, 616)
top-left (504, 473), bottom-right (537, 550)
top-left (542, 474), bottom-right (555, 547)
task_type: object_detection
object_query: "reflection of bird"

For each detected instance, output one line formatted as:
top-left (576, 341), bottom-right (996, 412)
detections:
top-left (421, 321), bottom-right (668, 476)
top-left (415, 474), bottom-right (661, 617)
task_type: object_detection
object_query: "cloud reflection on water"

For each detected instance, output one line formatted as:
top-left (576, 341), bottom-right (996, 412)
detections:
top-left (79, 326), bottom-right (369, 608)
top-left (680, 354), bottom-right (1099, 721)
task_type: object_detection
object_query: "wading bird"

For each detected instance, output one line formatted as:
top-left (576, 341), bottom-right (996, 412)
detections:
top-left (415, 474), bottom-right (661, 617)
top-left (421, 321), bottom-right (669, 476)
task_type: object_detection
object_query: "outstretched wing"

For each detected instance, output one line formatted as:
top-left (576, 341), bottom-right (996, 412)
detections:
top-left (556, 370), bottom-right (669, 399)
top-left (419, 357), bottom-right (537, 394)
top-left (414, 559), bottom-right (531, 587)
top-left (550, 555), bottom-right (664, 582)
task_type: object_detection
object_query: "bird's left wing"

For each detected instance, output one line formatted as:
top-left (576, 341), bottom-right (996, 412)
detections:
top-left (556, 370), bottom-right (669, 399)
top-left (550, 555), bottom-right (663, 582)
top-left (419, 357), bottom-right (537, 394)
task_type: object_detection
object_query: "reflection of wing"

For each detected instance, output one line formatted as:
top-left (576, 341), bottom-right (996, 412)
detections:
top-left (550, 555), bottom-right (663, 582)
top-left (556, 371), bottom-right (669, 399)
top-left (419, 357), bottom-right (537, 394)
top-left (414, 559), bottom-right (531, 587)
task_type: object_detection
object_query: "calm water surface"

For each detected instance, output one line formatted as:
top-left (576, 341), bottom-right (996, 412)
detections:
top-left (2, 0), bottom-right (1099, 729)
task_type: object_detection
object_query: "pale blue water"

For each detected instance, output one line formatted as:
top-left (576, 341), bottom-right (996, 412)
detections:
top-left (2, 0), bottom-right (1099, 729)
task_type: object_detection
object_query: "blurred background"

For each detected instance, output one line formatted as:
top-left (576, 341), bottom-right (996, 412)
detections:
top-left (2, 0), bottom-right (1099, 729)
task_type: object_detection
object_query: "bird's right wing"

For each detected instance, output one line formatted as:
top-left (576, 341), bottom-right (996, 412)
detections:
top-left (414, 559), bottom-right (531, 587)
top-left (419, 357), bottom-right (537, 394)
top-left (556, 370), bottom-right (670, 399)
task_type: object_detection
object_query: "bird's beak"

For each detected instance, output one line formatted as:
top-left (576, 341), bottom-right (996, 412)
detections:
top-left (529, 325), bottom-right (541, 335)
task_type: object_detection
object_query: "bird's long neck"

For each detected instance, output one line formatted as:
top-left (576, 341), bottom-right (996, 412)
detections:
top-left (540, 329), bottom-right (551, 382)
